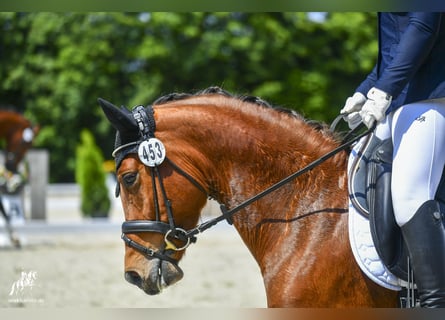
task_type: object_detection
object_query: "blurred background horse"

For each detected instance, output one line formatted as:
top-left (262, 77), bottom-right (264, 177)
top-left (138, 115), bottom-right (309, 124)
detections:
top-left (0, 109), bottom-right (39, 247)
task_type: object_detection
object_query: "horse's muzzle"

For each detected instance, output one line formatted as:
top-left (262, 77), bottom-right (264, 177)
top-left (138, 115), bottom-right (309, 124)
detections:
top-left (125, 259), bottom-right (184, 295)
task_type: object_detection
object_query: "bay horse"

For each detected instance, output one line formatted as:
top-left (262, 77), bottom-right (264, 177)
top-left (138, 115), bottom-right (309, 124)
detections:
top-left (0, 110), bottom-right (39, 173)
top-left (99, 87), bottom-right (399, 307)
top-left (0, 109), bottom-right (39, 246)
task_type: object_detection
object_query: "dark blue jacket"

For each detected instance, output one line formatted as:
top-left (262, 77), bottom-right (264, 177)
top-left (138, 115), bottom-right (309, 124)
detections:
top-left (356, 12), bottom-right (445, 113)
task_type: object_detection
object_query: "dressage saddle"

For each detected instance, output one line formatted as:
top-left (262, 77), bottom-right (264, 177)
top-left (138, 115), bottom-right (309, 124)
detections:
top-left (349, 133), bottom-right (445, 281)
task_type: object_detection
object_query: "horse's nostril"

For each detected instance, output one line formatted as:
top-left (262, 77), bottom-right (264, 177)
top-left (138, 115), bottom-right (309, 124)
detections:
top-left (125, 271), bottom-right (142, 287)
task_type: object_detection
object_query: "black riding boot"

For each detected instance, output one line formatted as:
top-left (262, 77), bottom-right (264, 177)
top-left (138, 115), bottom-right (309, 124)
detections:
top-left (401, 200), bottom-right (445, 308)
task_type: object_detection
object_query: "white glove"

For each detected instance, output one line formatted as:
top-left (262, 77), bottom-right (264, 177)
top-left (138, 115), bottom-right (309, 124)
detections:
top-left (340, 92), bottom-right (367, 114)
top-left (340, 92), bottom-right (366, 129)
top-left (359, 87), bottom-right (392, 128)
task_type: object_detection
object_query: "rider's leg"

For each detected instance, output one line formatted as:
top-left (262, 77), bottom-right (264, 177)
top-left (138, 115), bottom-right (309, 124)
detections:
top-left (391, 101), bottom-right (445, 225)
top-left (391, 99), bottom-right (445, 307)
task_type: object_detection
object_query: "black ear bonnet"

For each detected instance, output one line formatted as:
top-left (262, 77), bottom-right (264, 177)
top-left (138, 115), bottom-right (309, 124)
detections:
top-left (98, 98), bottom-right (155, 170)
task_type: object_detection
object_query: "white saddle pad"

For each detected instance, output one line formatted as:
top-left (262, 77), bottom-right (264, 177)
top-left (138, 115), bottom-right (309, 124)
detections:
top-left (347, 138), bottom-right (405, 291)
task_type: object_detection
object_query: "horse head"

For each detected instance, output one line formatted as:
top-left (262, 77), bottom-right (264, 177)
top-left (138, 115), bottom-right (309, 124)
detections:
top-left (99, 98), bottom-right (208, 295)
top-left (0, 110), bottom-right (40, 173)
top-left (6, 124), bottom-right (40, 173)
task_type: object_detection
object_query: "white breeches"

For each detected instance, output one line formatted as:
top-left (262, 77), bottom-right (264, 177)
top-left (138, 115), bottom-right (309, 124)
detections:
top-left (374, 98), bottom-right (445, 226)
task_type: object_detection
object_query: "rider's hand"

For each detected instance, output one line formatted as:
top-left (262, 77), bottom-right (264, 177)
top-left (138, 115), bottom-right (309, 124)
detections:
top-left (359, 87), bottom-right (392, 128)
top-left (340, 92), bottom-right (367, 114)
top-left (340, 92), bottom-right (366, 129)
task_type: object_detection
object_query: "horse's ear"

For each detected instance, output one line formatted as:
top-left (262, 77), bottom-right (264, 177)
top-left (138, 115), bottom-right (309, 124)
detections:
top-left (32, 125), bottom-right (40, 138)
top-left (98, 98), bottom-right (138, 133)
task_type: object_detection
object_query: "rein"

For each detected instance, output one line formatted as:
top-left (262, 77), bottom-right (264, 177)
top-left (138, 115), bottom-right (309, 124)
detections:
top-left (116, 107), bottom-right (373, 264)
top-left (186, 119), bottom-right (373, 238)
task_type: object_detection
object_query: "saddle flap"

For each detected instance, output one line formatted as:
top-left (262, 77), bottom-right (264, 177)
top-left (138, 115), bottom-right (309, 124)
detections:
top-left (367, 138), bottom-right (409, 280)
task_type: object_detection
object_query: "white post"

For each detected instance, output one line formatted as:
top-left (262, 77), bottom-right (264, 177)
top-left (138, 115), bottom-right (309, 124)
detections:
top-left (25, 149), bottom-right (49, 220)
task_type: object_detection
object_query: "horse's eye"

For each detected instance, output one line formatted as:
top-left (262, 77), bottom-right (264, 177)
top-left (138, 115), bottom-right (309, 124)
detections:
top-left (122, 172), bottom-right (138, 187)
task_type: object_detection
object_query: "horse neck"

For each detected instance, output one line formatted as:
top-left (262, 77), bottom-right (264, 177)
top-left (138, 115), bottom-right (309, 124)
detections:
top-left (156, 99), bottom-right (353, 292)
top-left (154, 100), bottom-right (396, 307)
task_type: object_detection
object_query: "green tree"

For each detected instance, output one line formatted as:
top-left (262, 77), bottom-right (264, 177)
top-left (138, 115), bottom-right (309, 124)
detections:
top-left (75, 129), bottom-right (110, 218)
top-left (0, 12), bottom-right (378, 182)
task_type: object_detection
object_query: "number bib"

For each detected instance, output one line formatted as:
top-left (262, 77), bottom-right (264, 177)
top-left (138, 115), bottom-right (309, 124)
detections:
top-left (138, 138), bottom-right (166, 167)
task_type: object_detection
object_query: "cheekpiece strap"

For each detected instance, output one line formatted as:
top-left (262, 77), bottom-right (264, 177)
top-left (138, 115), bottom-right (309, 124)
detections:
top-left (132, 105), bottom-right (155, 140)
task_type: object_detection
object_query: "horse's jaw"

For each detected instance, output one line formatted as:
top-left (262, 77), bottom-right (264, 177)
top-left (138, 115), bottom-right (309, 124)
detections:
top-left (125, 259), bottom-right (184, 295)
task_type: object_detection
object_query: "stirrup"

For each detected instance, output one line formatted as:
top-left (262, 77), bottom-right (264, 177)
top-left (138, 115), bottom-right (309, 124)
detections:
top-left (399, 257), bottom-right (419, 308)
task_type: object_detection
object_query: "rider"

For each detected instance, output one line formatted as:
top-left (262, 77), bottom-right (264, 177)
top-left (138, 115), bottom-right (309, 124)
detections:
top-left (340, 12), bottom-right (445, 308)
